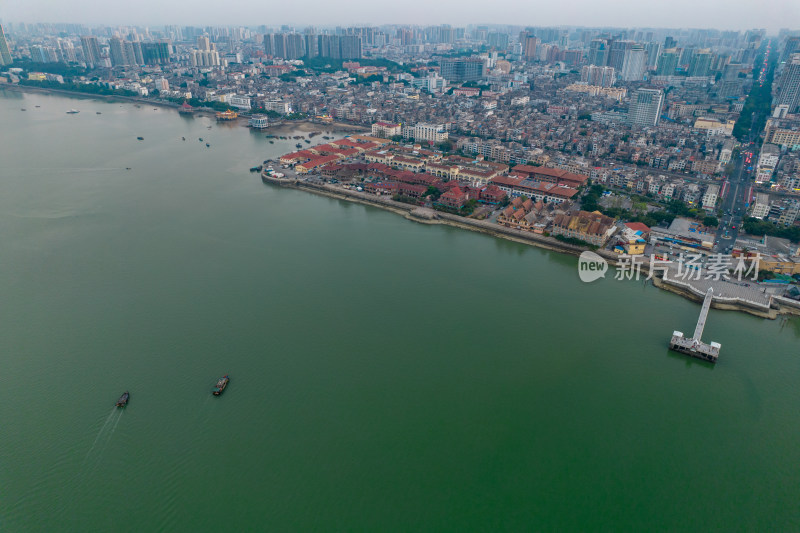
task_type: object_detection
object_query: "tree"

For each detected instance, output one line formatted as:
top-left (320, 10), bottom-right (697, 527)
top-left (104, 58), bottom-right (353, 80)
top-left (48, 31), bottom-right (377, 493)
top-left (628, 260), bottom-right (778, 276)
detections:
top-left (436, 139), bottom-right (454, 152)
top-left (703, 216), bottom-right (719, 227)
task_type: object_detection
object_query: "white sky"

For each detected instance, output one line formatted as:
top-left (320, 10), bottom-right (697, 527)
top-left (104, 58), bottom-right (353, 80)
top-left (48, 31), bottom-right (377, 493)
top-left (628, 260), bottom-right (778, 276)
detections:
top-left (1, 0), bottom-right (797, 33)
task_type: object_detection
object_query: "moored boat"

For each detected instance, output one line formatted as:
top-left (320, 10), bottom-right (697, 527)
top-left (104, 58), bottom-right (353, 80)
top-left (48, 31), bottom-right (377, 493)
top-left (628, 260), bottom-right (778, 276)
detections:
top-left (212, 375), bottom-right (229, 396)
top-left (116, 391), bottom-right (129, 407)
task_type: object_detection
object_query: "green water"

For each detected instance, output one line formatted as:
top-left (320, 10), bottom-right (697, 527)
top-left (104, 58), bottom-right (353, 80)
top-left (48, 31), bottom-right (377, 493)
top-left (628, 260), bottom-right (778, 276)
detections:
top-left (1, 90), bottom-right (799, 531)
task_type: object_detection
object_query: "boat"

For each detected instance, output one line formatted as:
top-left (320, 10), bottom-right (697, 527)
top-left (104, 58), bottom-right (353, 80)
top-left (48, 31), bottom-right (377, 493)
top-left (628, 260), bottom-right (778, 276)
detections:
top-left (304, 139), bottom-right (311, 144)
top-left (182, 137), bottom-right (185, 141)
top-left (212, 375), bottom-right (229, 396)
top-left (206, 143), bottom-right (210, 147)
top-left (21, 108), bottom-right (26, 111)
top-left (35, 105), bottom-right (40, 108)
top-left (66, 109), bottom-right (79, 114)
top-left (269, 140), bottom-right (274, 144)
top-left (137, 136), bottom-right (144, 141)
top-left (116, 391), bottom-right (130, 407)
top-left (199, 138), bottom-right (203, 141)
top-left (96, 112), bottom-right (102, 114)
top-left (250, 165), bottom-right (263, 172)
top-left (295, 143), bottom-right (303, 148)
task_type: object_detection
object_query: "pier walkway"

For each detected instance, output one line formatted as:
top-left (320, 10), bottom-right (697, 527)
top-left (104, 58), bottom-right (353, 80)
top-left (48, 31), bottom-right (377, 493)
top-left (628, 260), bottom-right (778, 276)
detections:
top-left (669, 288), bottom-right (721, 363)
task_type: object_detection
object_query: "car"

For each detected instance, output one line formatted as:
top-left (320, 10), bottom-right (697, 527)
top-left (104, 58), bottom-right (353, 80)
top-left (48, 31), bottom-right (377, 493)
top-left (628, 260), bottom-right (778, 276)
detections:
top-left (732, 225), bottom-right (736, 229)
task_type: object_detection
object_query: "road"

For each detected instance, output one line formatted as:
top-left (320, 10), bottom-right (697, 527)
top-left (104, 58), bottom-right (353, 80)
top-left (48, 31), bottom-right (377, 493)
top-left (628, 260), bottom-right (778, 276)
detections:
top-left (714, 153), bottom-right (749, 252)
top-left (713, 41), bottom-right (775, 253)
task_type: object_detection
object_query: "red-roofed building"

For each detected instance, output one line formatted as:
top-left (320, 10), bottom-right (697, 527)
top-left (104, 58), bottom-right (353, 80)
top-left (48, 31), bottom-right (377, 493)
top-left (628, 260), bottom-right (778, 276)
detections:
top-left (491, 176), bottom-right (578, 204)
top-left (437, 187), bottom-right (469, 209)
top-left (624, 222), bottom-right (651, 238)
top-left (295, 155), bottom-right (340, 174)
top-left (511, 165), bottom-right (588, 188)
top-left (477, 185), bottom-right (507, 204)
top-left (398, 183), bottom-right (427, 198)
top-left (330, 138), bottom-right (366, 150)
top-left (280, 150), bottom-right (316, 165)
top-left (365, 181), bottom-right (399, 195)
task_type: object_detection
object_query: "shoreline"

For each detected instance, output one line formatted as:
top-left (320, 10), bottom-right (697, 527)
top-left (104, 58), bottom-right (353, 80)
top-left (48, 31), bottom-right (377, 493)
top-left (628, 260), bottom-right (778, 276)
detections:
top-left (262, 173), bottom-right (800, 320)
top-left (1, 82), bottom-right (369, 132)
top-left (5, 82), bottom-right (798, 320)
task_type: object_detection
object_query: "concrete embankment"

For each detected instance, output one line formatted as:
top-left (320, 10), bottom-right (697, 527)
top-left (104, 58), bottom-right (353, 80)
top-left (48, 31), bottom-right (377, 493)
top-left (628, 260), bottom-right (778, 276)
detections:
top-left (262, 173), bottom-right (604, 259)
top-left (262, 173), bottom-right (800, 319)
top-left (1, 82), bottom-right (182, 110)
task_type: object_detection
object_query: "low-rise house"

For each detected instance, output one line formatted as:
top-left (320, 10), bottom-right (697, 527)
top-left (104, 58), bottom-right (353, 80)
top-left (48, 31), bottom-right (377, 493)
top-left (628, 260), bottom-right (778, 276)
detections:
top-left (490, 176), bottom-right (579, 204)
top-left (551, 211), bottom-right (617, 246)
top-left (398, 183), bottom-right (427, 198)
top-left (437, 187), bottom-right (469, 209)
top-left (295, 155), bottom-right (340, 174)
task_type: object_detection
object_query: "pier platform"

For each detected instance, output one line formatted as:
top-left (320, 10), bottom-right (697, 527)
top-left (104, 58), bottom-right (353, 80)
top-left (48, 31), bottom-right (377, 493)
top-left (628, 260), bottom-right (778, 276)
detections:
top-left (669, 288), bottom-right (721, 363)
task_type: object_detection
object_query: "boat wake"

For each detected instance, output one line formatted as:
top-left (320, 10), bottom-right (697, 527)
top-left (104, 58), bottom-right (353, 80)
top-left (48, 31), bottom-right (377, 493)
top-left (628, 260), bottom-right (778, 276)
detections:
top-left (80, 409), bottom-right (116, 468)
top-left (78, 409), bottom-right (123, 479)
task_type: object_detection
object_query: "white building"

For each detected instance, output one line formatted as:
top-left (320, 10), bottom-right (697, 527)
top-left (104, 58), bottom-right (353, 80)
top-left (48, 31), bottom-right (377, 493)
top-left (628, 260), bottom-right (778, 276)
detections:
top-left (248, 115), bottom-right (269, 128)
top-left (628, 88), bottom-right (664, 126)
top-left (702, 184), bottom-right (719, 210)
top-left (580, 65), bottom-right (616, 87)
top-left (191, 49), bottom-right (220, 67)
top-left (756, 143), bottom-right (780, 184)
top-left (371, 121), bottom-right (401, 138)
top-left (620, 46), bottom-right (646, 82)
top-left (226, 95), bottom-right (251, 110)
top-left (402, 123), bottom-right (449, 143)
top-left (751, 193), bottom-right (771, 218)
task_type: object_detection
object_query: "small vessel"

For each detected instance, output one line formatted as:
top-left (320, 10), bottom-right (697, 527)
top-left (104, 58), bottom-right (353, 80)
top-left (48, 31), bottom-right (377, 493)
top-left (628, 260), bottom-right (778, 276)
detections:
top-left (304, 139), bottom-right (311, 144)
top-left (66, 109), bottom-right (79, 114)
top-left (269, 140), bottom-right (274, 144)
top-left (96, 112), bottom-right (102, 114)
top-left (182, 137), bottom-right (185, 141)
top-left (21, 108), bottom-right (26, 111)
top-left (116, 391), bottom-right (130, 407)
top-left (35, 105), bottom-right (40, 108)
top-left (295, 143), bottom-right (303, 148)
top-left (206, 143), bottom-right (210, 147)
top-left (137, 136), bottom-right (144, 141)
top-left (199, 138), bottom-right (203, 141)
top-left (212, 375), bottom-right (229, 396)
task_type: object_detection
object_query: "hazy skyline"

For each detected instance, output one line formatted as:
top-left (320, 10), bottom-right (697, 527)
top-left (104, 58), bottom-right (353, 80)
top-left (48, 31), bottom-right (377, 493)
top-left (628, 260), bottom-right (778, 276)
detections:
top-left (2, 0), bottom-right (798, 33)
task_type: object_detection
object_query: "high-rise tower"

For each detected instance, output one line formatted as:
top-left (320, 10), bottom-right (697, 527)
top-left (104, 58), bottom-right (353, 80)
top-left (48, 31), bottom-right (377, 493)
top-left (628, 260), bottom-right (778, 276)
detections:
top-left (0, 24), bottom-right (14, 65)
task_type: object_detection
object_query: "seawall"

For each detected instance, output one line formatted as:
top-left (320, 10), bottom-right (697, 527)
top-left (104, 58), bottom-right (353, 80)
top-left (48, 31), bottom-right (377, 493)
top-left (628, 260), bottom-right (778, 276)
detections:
top-left (263, 173), bottom-right (800, 320)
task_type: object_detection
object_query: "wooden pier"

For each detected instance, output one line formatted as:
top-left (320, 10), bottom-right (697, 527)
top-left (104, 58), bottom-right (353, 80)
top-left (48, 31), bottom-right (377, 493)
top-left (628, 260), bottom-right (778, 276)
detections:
top-left (669, 288), bottom-right (721, 363)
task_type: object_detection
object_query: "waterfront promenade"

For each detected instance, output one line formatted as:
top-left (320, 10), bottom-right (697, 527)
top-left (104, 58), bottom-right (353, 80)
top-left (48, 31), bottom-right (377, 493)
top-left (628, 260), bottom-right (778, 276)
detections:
top-left (262, 169), bottom-right (800, 320)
